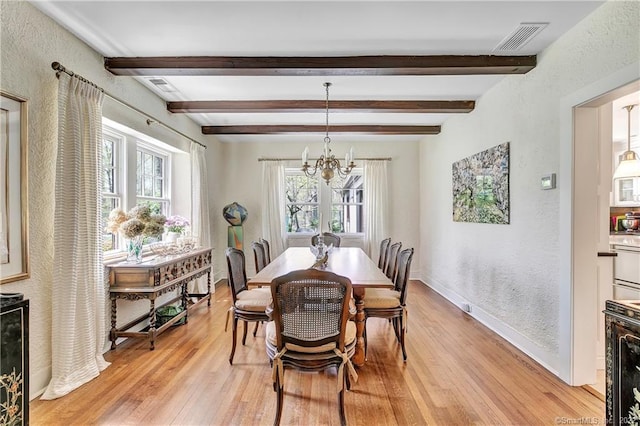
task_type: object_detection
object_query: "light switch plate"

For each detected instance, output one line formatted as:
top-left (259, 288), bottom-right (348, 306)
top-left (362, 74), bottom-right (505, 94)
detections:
top-left (541, 173), bottom-right (556, 190)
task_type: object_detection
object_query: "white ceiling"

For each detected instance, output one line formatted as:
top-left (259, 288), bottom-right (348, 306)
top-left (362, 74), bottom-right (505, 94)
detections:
top-left (32, 0), bottom-right (607, 144)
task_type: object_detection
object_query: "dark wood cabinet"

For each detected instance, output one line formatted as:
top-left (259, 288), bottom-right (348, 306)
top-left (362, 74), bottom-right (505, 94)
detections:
top-left (605, 299), bottom-right (640, 426)
top-left (1, 297), bottom-right (29, 425)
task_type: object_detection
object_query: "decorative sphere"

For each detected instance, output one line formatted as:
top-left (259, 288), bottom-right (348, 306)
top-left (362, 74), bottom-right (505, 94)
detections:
top-left (321, 168), bottom-right (334, 182)
top-left (223, 202), bottom-right (248, 226)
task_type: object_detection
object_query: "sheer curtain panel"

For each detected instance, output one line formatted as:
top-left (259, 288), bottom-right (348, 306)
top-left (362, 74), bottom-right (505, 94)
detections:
top-left (42, 73), bottom-right (110, 399)
top-left (364, 160), bottom-right (389, 261)
top-left (261, 161), bottom-right (286, 257)
top-left (190, 142), bottom-right (211, 293)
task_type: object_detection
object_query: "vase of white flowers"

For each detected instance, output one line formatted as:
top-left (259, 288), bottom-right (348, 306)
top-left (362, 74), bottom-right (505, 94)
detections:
top-left (164, 215), bottom-right (190, 243)
top-left (106, 205), bottom-right (166, 263)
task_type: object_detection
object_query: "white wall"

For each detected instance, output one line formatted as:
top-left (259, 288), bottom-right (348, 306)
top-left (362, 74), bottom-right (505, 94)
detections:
top-left (419, 0), bottom-right (640, 374)
top-left (0, 1), bottom-right (222, 398)
top-left (215, 140), bottom-right (421, 278)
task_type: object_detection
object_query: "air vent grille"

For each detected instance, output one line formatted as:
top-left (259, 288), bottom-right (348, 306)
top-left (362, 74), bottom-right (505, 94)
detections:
top-left (146, 77), bottom-right (177, 93)
top-left (494, 22), bottom-right (548, 52)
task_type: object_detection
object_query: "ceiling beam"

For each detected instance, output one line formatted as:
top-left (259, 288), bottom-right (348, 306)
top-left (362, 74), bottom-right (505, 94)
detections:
top-left (201, 125), bottom-right (441, 135)
top-left (168, 100), bottom-right (475, 114)
top-left (104, 55), bottom-right (536, 76)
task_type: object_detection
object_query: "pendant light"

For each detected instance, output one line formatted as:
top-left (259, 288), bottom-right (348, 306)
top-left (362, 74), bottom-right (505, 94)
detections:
top-left (613, 104), bottom-right (640, 179)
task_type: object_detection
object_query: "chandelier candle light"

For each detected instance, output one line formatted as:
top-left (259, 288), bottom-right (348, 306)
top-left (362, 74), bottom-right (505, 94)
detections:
top-left (302, 82), bottom-right (356, 184)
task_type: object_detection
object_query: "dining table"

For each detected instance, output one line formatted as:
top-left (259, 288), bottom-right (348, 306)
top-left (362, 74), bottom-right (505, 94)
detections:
top-left (247, 246), bottom-right (394, 367)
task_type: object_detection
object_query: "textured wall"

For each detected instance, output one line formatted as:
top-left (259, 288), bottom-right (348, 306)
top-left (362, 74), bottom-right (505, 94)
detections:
top-left (419, 0), bottom-right (640, 370)
top-left (0, 1), bottom-right (220, 398)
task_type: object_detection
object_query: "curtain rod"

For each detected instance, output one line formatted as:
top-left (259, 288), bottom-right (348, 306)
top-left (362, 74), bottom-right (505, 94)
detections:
top-left (258, 157), bottom-right (391, 161)
top-left (51, 62), bottom-right (206, 149)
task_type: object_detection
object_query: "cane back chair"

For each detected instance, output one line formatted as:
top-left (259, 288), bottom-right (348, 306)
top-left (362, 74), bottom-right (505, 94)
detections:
top-left (364, 247), bottom-right (414, 361)
top-left (225, 247), bottom-right (271, 365)
top-left (266, 269), bottom-right (358, 426)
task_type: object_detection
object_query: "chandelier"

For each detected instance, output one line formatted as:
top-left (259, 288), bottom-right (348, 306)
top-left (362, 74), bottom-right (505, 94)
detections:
top-left (302, 82), bottom-right (356, 184)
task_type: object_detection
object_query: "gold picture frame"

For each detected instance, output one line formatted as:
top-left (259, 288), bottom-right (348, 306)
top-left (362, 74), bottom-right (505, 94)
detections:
top-left (1, 91), bottom-right (29, 284)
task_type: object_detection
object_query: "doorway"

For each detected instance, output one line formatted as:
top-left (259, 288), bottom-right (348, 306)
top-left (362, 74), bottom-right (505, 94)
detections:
top-left (559, 62), bottom-right (639, 388)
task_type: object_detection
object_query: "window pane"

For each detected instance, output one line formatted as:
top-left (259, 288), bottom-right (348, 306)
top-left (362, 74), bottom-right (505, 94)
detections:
top-left (286, 204), bottom-right (318, 233)
top-left (103, 168), bottom-right (114, 192)
top-left (154, 156), bottom-right (163, 177)
top-left (285, 173), bottom-right (320, 233)
top-left (102, 197), bottom-right (119, 251)
top-left (154, 178), bottom-right (163, 197)
top-left (144, 176), bottom-right (153, 197)
top-left (144, 152), bottom-right (153, 175)
top-left (103, 141), bottom-right (113, 167)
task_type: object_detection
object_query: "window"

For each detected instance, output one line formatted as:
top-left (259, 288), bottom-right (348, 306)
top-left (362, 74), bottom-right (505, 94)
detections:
top-left (330, 174), bottom-right (364, 233)
top-left (101, 119), bottom-right (178, 254)
top-left (285, 169), bottom-right (363, 234)
top-left (136, 144), bottom-right (169, 215)
top-left (101, 130), bottom-right (122, 251)
top-left (285, 171), bottom-right (319, 233)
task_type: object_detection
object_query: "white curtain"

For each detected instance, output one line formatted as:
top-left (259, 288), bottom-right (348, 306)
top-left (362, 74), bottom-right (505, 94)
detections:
top-left (42, 73), bottom-right (110, 399)
top-left (190, 142), bottom-right (211, 293)
top-left (261, 161), bottom-right (287, 257)
top-left (364, 160), bottom-right (389, 261)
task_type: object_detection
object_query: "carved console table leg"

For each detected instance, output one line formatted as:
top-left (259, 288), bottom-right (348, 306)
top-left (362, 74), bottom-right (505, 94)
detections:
top-left (207, 271), bottom-right (212, 307)
top-left (110, 296), bottom-right (117, 350)
top-left (148, 298), bottom-right (156, 350)
top-left (182, 282), bottom-right (189, 324)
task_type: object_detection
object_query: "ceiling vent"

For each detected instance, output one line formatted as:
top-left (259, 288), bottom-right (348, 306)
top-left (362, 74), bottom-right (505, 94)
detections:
top-left (146, 77), bottom-right (177, 93)
top-left (493, 22), bottom-right (548, 52)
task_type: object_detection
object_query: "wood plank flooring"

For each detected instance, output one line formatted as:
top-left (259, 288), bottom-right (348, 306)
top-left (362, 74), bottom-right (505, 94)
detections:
top-left (30, 281), bottom-right (603, 425)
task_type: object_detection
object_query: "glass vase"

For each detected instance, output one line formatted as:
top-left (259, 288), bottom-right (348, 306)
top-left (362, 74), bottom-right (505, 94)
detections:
top-left (126, 236), bottom-right (144, 263)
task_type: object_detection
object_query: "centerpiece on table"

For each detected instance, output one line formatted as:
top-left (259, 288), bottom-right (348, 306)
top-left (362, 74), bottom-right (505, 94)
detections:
top-left (106, 205), bottom-right (166, 263)
top-left (164, 215), bottom-right (190, 243)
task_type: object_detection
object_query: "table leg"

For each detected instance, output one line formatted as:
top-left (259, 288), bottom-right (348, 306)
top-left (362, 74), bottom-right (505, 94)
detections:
top-left (110, 296), bottom-right (117, 350)
top-left (207, 270), bottom-right (212, 306)
top-left (149, 298), bottom-right (156, 351)
top-left (352, 287), bottom-right (366, 367)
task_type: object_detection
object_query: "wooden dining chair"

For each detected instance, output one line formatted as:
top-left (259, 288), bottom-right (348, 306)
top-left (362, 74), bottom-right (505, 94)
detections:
top-left (225, 247), bottom-right (271, 365)
top-left (377, 237), bottom-right (391, 270)
top-left (252, 240), bottom-right (268, 273)
top-left (259, 237), bottom-right (271, 264)
top-left (311, 232), bottom-right (341, 247)
top-left (384, 242), bottom-right (402, 282)
top-left (266, 269), bottom-right (358, 426)
top-left (364, 247), bottom-right (414, 361)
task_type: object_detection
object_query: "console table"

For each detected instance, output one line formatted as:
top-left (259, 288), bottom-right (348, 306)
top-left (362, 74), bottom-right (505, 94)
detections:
top-left (107, 247), bottom-right (212, 350)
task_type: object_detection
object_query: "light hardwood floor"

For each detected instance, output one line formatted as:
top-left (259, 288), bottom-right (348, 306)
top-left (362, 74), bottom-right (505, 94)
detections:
top-left (31, 281), bottom-right (603, 425)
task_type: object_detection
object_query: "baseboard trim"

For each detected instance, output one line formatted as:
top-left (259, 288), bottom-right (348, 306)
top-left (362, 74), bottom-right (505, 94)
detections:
top-left (418, 276), bottom-right (560, 377)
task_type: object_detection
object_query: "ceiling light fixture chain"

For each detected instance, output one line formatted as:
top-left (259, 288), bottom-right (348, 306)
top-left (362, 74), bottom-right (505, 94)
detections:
top-left (302, 82), bottom-right (356, 185)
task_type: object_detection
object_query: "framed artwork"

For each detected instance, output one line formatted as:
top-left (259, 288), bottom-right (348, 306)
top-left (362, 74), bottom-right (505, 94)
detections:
top-left (452, 142), bottom-right (510, 224)
top-left (1, 91), bottom-right (29, 284)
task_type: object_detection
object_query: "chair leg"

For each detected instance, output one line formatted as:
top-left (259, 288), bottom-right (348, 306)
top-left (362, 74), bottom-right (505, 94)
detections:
top-left (253, 321), bottom-right (260, 337)
top-left (399, 316), bottom-right (407, 361)
top-left (338, 385), bottom-right (347, 426)
top-left (274, 373), bottom-right (284, 426)
top-left (229, 317), bottom-right (238, 365)
top-left (242, 320), bottom-right (249, 345)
